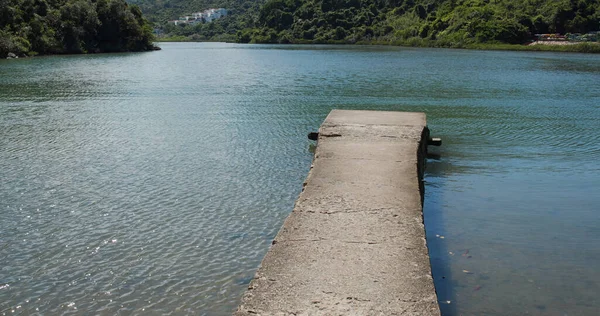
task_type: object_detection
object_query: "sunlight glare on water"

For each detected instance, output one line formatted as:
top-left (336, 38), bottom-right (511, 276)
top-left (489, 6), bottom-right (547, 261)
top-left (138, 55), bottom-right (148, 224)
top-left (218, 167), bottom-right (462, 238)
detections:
top-left (1, 43), bottom-right (599, 315)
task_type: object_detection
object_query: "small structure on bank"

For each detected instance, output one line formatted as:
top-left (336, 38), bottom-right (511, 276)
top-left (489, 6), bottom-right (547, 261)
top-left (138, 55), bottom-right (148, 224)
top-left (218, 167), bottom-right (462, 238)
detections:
top-left (169, 8), bottom-right (228, 26)
top-left (535, 32), bottom-right (599, 42)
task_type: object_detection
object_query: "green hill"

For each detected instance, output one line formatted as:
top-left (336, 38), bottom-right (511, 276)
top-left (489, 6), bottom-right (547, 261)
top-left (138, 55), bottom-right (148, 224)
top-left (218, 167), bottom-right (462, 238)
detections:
top-left (239, 0), bottom-right (600, 46)
top-left (9, 0), bottom-right (593, 54)
top-left (129, 0), bottom-right (266, 41)
top-left (1, 0), bottom-right (156, 58)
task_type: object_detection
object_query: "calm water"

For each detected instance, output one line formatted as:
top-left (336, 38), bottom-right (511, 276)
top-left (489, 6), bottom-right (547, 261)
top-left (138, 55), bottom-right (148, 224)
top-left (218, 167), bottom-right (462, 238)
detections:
top-left (1, 43), bottom-right (599, 315)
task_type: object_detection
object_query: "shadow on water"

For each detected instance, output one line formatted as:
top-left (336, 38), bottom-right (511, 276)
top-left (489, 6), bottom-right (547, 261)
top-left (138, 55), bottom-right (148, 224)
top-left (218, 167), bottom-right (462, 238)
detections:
top-left (427, 152), bottom-right (442, 160)
top-left (424, 147), bottom-right (457, 316)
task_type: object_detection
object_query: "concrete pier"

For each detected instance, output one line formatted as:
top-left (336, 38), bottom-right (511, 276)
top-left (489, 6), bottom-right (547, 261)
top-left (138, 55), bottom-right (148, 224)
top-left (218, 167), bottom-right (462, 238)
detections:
top-left (235, 110), bottom-right (440, 315)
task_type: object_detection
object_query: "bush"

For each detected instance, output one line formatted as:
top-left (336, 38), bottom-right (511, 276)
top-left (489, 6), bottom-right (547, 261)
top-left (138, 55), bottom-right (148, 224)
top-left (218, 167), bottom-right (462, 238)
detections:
top-left (0, 30), bottom-right (31, 57)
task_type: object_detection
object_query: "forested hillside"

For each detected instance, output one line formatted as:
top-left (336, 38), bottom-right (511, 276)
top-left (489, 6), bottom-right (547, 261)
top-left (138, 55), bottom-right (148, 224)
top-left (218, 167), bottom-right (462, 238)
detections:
top-left (239, 0), bottom-right (600, 45)
top-left (3, 0), bottom-right (597, 56)
top-left (127, 0), bottom-right (262, 23)
top-left (129, 0), bottom-right (266, 41)
top-left (0, 0), bottom-right (156, 58)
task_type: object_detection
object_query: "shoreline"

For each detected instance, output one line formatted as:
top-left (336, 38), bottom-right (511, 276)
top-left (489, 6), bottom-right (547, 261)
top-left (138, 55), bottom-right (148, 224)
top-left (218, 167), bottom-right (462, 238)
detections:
top-left (3, 45), bottom-right (161, 60)
top-left (528, 40), bottom-right (579, 46)
top-left (154, 38), bottom-right (600, 54)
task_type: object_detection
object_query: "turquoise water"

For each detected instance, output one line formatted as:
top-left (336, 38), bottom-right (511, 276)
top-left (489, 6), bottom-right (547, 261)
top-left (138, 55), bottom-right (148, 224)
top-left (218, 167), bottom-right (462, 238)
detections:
top-left (1, 43), bottom-right (599, 315)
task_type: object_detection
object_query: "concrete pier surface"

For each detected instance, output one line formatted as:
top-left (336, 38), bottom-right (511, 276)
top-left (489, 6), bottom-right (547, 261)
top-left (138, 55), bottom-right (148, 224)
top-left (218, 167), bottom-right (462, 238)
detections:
top-left (235, 110), bottom-right (440, 315)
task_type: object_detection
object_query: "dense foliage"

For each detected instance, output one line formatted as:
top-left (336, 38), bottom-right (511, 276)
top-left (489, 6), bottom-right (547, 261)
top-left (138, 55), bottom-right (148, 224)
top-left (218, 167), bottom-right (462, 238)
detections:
top-left (0, 0), bottom-right (156, 57)
top-left (128, 0), bottom-right (265, 41)
top-left (238, 0), bottom-right (600, 45)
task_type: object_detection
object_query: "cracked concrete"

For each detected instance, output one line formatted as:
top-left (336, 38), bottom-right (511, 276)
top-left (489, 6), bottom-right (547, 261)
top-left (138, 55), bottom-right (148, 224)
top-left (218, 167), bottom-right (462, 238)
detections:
top-left (235, 110), bottom-right (440, 316)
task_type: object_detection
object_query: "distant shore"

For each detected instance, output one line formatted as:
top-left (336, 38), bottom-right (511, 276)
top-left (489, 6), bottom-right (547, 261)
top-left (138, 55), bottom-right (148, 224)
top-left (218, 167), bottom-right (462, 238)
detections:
top-left (465, 41), bottom-right (600, 53)
top-left (155, 37), bottom-right (600, 54)
top-left (3, 45), bottom-right (161, 60)
top-left (528, 41), bottom-right (579, 46)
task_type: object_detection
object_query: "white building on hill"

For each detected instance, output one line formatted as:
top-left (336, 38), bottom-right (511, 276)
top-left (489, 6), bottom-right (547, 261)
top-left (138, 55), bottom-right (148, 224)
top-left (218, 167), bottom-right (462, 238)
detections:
top-left (170, 8), bottom-right (228, 25)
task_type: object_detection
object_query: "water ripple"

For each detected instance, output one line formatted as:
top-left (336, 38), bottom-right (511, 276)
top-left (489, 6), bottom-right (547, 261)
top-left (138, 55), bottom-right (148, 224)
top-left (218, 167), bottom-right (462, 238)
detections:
top-left (2, 43), bottom-right (600, 316)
